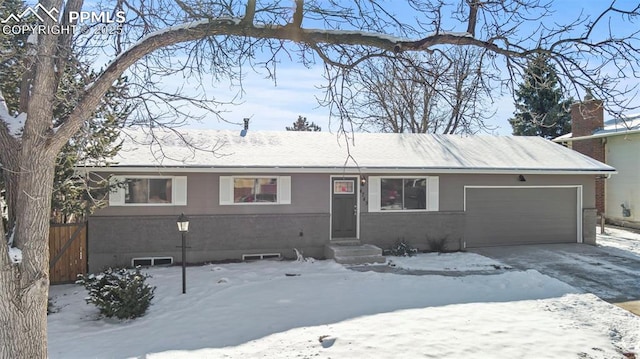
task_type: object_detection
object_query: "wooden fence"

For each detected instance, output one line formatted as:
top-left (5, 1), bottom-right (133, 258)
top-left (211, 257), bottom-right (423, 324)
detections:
top-left (49, 222), bottom-right (87, 284)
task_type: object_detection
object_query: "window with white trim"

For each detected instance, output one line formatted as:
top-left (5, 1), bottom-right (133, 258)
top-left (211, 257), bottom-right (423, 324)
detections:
top-left (109, 176), bottom-right (187, 206)
top-left (219, 176), bottom-right (291, 205)
top-left (368, 176), bottom-right (439, 212)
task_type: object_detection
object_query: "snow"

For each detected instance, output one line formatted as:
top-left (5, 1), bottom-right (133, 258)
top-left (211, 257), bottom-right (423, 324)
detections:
top-left (597, 225), bottom-right (640, 257)
top-left (439, 31), bottom-right (473, 38)
top-left (554, 113), bottom-right (640, 141)
top-left (387, 252), bottom-right (510, 271)
top-left (100, 128), bottom-right (614, 173)
top-left (7, 231), bottom-right (21, 263)
top-left (596, 114), bottom-right (640, 136)
top-left (8, 246), bottom-right (22, 263)
top-left (48, 229), bottom-right (640, 358)
top-left (298, 28), bottom-right (408, 43)
top-left (0, 90), bottom-right (25, 137)
top-left (27, 32), bottom-right (37, 45)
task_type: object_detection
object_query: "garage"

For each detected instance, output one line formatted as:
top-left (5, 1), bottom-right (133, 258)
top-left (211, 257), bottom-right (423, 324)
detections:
top-left (464, 186), bottom-right (580, 248)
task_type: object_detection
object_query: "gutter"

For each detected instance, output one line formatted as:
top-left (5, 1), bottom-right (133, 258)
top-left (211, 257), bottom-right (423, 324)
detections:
top-left (553, 128), bottom-right (640, 143)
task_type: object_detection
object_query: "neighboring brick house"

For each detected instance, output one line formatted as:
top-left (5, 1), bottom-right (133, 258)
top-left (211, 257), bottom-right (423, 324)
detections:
top-left (554, 99), bottom-right (640, 228)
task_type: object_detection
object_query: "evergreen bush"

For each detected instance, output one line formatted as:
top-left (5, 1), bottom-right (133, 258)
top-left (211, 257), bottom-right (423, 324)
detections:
top-left (77, 267), bottom-right (155, 320)
top-left (387, 238), bottom-right (418, 257)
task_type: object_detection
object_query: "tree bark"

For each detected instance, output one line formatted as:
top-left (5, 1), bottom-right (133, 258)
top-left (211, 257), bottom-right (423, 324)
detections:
top-left (0, 127), bottom-right (19, 231)
top-left (0, 154), bottom-right (53, 359)
top-left (0, 0), bottom-right (60, 354)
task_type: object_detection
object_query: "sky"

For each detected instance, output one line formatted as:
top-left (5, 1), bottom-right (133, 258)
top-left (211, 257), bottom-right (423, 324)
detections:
top-left (131, 1), bottom-right (640, 136)
top-left (184, 66), bottom-right (518, 135)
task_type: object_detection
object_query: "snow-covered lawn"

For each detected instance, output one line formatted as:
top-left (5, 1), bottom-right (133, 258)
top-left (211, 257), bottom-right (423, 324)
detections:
top-left (598, 225), bottom-right (640, 257)
top-left (48, 232), bottom-right (640, 359)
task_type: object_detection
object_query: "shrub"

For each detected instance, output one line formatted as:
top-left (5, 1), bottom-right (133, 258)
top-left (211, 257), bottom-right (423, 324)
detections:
top-left (77, 267), bottom-right (155, 320)
top-left (386, 238), bottom-right (418, 257)
top-left (47, 297), bottom-right (57, 315)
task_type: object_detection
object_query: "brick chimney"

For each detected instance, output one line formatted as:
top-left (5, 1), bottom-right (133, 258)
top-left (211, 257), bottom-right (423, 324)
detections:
top-left (570, 97), bottom-right (605, 214)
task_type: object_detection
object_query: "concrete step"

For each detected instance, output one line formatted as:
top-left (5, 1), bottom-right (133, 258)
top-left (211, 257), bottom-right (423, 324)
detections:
top-left (333, 254), bottom-right (386, 265)
top-left (325, 244), bottom-right (386, 265)
top-left (330, 239), bottom-right (362, 246)
top-left (329, 244), bottom-right (382, 257)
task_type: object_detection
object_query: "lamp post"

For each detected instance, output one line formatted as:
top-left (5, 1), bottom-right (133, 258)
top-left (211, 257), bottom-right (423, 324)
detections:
top-left (176, 213), bottom-right (189, 294)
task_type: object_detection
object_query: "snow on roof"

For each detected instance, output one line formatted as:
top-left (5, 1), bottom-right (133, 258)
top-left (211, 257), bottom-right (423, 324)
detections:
top-left (103, 128), bottom-right (614, 173)
top-left (554, 113), bottom-right (640, 142)
top-left (594, 114), bottom-right (640, 136)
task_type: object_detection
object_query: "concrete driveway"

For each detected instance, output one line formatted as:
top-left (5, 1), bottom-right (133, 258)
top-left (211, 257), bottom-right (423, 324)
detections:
top-left (471, 242), bottom-right (640, 304)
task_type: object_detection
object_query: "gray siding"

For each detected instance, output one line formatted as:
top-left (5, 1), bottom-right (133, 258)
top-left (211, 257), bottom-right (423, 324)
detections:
top-left (97, 172), bottom-right (330, 216)
top-left (433, 173), bottom-right (595, 211)
top-left (360, 212), bottom-right (465, 252)
top-left (583, 208), bottom-right (597, 245)
top-left (360, 173), bottom-right (595, 211)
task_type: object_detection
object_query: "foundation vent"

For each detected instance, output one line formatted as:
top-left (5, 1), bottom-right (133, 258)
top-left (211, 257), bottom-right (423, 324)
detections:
top-left (132, 256), bottom-right (174, 267)
top-left (242, 253), bottom-right (281, 261)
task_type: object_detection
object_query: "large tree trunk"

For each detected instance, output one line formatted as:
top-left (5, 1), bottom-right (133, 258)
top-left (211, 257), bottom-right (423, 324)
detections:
top-left (0, 152), bottom-right (55, 358)
top-left (0, 5), bottom-right (60, 351)
top-left (0, 126), bottom-right (58, 359)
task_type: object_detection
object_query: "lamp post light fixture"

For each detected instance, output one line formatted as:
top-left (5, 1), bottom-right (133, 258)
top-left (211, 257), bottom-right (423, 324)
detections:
top-left (177, 213), bottom-right (189, 294)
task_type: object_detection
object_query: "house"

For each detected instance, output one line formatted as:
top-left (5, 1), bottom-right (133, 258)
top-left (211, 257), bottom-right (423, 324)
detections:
top-left (84, 129), bottom-right (614, 272)
top-left (554, 98), bottom-right (640, 229)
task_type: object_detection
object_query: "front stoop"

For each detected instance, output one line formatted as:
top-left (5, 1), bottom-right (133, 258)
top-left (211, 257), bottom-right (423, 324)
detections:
top-left (325, 243), bottom-right (386, 265)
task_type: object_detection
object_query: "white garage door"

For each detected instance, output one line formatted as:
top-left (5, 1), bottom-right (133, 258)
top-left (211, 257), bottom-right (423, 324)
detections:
top-left (464, 187), bottom-right (580, 248)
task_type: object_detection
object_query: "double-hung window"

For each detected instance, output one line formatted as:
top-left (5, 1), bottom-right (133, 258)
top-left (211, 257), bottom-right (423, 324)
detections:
top-left (219, 176), bottom-right (291, 205)
top-left (109, 176), bottom-right (187, 206)
top-left (368, 176), bottom-right (438, 212)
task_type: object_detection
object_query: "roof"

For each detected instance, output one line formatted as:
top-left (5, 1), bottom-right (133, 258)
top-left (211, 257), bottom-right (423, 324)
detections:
top-left (94, 129), bottom-right (615, 174)
top-left (553, 113), bottom-right (640, 142)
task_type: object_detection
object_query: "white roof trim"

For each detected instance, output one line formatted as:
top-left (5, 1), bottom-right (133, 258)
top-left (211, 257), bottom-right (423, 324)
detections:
top-left (82, 166), bottom-right (616, 175)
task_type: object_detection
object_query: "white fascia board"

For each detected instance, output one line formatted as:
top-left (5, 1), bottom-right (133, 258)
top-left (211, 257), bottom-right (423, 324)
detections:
top-left (553, 128), bottom-right (640, 142)
top-left (81, 166), bottom-right (617, 175)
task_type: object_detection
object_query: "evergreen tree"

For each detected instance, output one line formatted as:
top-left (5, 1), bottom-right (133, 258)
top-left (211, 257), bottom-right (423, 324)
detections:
top-left (48, 67), bottom-right (130, 223)
top-left (286, 116), bottom-right (321, 131)
top-left (509, 55), bottom-right (572, 139)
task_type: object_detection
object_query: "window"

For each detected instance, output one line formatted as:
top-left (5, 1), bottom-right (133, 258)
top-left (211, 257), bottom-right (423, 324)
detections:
top-left (234, 178), bottom-right (278, 203)
top-left (334, 180), bottom-right (354, 194)
top-left (380, 178), bottom-right (426, 210)
top-left (109, 176), bottom-right (187, 206)
top-left (219, 176), bottom-right (291, 205)
top-left (125, 178), bottom-right (172, 204)
top-left (369, 176), bottom-right (438, 212)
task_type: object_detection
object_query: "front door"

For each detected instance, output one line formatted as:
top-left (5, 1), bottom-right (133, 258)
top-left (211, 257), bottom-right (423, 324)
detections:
top-left (331, 177), bottom-right (358, 239)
